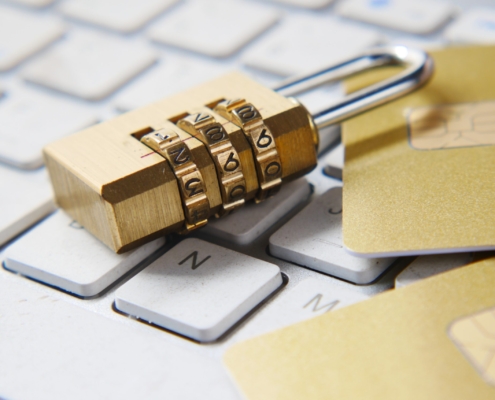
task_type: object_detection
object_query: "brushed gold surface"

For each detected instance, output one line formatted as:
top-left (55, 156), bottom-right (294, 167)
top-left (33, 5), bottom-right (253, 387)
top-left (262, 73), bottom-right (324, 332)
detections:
top-left (43, 72), bottom-right (317, 252)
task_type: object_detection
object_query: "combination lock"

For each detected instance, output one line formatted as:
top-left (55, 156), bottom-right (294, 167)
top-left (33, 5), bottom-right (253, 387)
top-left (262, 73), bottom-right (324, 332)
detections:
top-left (44, 46), bottom-right (433, 253)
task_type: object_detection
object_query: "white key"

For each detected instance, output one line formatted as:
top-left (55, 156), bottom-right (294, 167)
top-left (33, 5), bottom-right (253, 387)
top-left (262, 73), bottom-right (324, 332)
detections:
top-left (395, 253), bottom-right (473, 288)
top-left (203, 178), bottom-right (311, 245)
top-left (0, 278), bottom-right (238, 400)
top-left (268, 0), bottom-right (333, 8)
top-left (336, 0), bottom-right (455, 35)
top-left (115, 238), bottom-right (282, 342)
top-left (239, 278), bottom-right (369, 337)
top-left (0, 88), bottom-right (97, 169)
top-left (22, 31), bottom-right (157, 100)
top-left (322, 142), bottom-right (343, 180)
top-left (0, 166), bottom-right (55, 247)
top-left (59, 0), bottom-right (179, 33)
top-left (0, 6), bottom-right (65, 71)
top-left (269, 187), bottom-right (396, 284)
top-left (3, 211), bottom-right (165, 297)
top-left (3, 0), bottom-right (54, 7)
top-left (115, 56), bottom-right (228, 111)
top-left (444, 8), bottom-right (495, 44)
top-left (242, 15), bottom-right (382, 77)
top-left (148, 0), bottom-right (280, 57)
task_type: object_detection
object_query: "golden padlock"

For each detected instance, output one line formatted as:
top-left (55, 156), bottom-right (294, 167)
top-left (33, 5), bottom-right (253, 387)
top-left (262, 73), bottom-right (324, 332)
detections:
top-left (43, 46), bottom-right (433, 253)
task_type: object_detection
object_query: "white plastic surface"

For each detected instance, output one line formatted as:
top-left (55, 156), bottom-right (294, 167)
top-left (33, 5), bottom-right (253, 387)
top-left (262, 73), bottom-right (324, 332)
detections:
top-left (59, 0), bottom-right (179, 33)
top-left (444, 8), bottom-right (495, 44)
top-left (0, 165), bottom-right (55, 247)
top-left (23, 31), bottom-right (157, 100)
top-left (336, 0), bottom-right (455, 34)
top-left (148, 0), bottom-right (280, 57)
top-left (242, 15), bottom-right (382, 76)
top-left (0, 87), bottom-right (97, 169)
top-left (395, 253), bottom-right (474, 288)
top-left (115, 238), bottom-right (282, 342)
top-left (270, 187), bottom-right (396, 284)
top-left (0, 276), bottom-right (240, 400)
top-left (203, 178), bottom-right (310, 245)
top-left (0, 6), bottom-right (65, 71)
top-left (115, 56), bottom-right (228, 111)
top-left (3, 211), bottom-right (165, 296)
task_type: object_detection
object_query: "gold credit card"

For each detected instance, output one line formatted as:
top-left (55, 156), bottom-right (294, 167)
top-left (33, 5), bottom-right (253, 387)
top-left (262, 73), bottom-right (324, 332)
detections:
top-left (224, 257), bottom-right (495, 400)
top-left (341, 45), bottom-right (495, 257)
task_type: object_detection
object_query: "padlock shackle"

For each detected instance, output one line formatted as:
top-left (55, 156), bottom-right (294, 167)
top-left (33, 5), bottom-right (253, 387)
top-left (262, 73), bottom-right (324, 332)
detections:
top-left (274, 45), bottom-right (434, 129)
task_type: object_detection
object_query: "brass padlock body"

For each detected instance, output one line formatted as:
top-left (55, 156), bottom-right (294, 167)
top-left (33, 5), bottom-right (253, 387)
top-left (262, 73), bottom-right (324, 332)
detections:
top-left (44, 72), bottom-right (318, 253)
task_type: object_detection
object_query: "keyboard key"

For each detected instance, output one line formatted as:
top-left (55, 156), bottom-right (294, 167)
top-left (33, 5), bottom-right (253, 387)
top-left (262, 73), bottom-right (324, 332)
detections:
top-left (0, 88), bottom-right (97, 169)
top-left (0, 165), bottom-right (55, 247)
top-left (203, 178), bottom-right (310, 245)
top-left (238, 278), bottom-right (369, 337)
top-left (3, 0), bottom-right (54, 7)
top-left (22, 31), bottom-right (157, 100)
top-left (444, 8), bottom-right (495, 44)
top-left (115, 56), bottom-right (228, 111)
top-left (0, 278), bottom-right (238, 399)
top-left (3, 211), bottom-right (165, 297)
top-left (322, 142), bottom-right (343, 180)
top-left (395, 253), bottom-right (473, 288)
top-left (336, 0), bottom-right (455, 34)
top-left (269, 187), bottom-right (396, 284)
top-left (242, 15), bottom-right (382, 76)
top-left (115, 238), bottom-right (282, 342)
top-left (59, 0), bottom-right (179, 33)
top-left (268, 0), bottom-right (333, 8)
top-left (0, 6), bottom-right (65, 71)
top-left (148, 0), bottom-right (280, 57)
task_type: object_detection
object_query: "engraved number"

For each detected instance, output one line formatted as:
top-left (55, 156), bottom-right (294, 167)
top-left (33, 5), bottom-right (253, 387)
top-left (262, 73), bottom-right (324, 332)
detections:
top-left (178, 251), bottom-right (211, 270)
top-left (204, 125), bottom-right (225, 142)
top-left (169, 146), bottom-right (190, 165)
top-left (256, 129), bottom-right (272, 148)
top-left (236, 105), bottom-right (258, 121)
top-left (194, 113), bottom-right (210, 123)
top-left (223, 152), bottom-right (240, 172)
top-left (185, 178), bottom-right (203, 197)
top-left (230, 185), bottom-right (245, 199)
top-left (265, 161), bottom-right (281, 176)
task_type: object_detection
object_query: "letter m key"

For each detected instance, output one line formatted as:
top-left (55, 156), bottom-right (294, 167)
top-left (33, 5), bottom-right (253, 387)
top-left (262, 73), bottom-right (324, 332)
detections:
top-left (303, 294), bottom-right (339, 313)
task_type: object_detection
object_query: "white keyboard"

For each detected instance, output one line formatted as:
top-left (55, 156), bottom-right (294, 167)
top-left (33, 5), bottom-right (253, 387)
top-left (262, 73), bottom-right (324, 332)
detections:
top-left (0, 0), bottom-right (490, 398)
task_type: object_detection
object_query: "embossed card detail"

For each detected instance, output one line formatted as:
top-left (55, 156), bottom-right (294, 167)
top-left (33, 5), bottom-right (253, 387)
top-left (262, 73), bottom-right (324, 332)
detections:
top-left (449, 306), bottom-right (495, 386)
top-left (408, 101), bottom-right (495, 150)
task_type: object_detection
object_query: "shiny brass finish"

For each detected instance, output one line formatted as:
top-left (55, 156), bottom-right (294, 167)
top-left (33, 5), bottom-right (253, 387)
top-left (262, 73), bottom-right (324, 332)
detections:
top-left (215, 99), bottom-right (283, 202)
top-left (141, 126), bottom-right (210, 232)
top-left (177, 110), bottom-right (246, 216)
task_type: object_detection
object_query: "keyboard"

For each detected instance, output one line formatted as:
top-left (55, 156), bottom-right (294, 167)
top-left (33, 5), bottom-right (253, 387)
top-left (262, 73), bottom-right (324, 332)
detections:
top-left (0, 0), bottom-right (493, 398)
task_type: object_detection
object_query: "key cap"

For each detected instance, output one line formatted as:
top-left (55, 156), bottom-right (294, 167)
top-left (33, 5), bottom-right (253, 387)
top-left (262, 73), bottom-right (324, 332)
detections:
top-left (0, 6), bottom-right (65, 71)
top-left (115, 238), bottom-right (282, 342)
top-left (202, 178), bottom-right (310, 245)
top-left (0, 165), bottom-right (55, 247)
top-left (59, 0), bottom-right (179, 33)
top-left (269, 187), bottom-right (396, 284)
top-left (147, 0), bottom-right (280, 57)
top-left (3, 0), bottom-right (55, 7)
top-left (3, 211), bottom-right (165, 297)
top-left (268, 0), bottom-right (333, 8)
top-left (0, 277), bottom-right (238, 399)
top-left (322, 142), bottom-right (343, 180)
top-left (444, 8), bottom-right (495, 44)
top-left (0, 87), bottom-right (97, 169)
top-left (395, 253), bottom-right (473, 288)
top-left (242, 15), bottom-right (382, 76)
top-left (336, 0), bottom-right (455, 35)
top-left (238, 278), bottom-right (369, 338)
top-left (22, 31), bottom-right (157, 100)
top-left (115, 56), bottom-right (228, 111)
